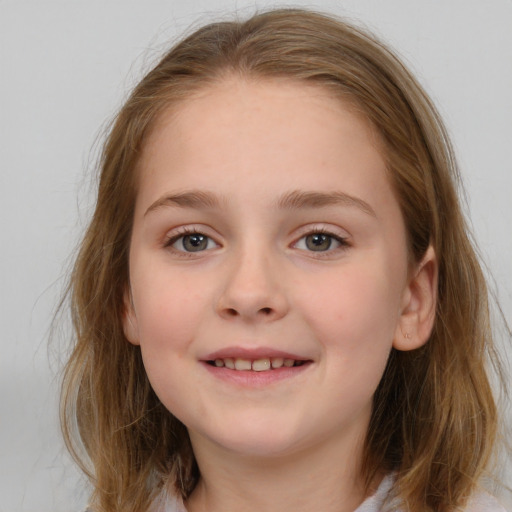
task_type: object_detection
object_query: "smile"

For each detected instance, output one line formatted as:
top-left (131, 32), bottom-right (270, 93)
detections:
top-left (207, 357), bottom-right (307, 372)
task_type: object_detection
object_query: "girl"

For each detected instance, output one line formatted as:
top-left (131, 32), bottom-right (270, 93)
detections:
top-left (61, 8), bottom-right (510, 512)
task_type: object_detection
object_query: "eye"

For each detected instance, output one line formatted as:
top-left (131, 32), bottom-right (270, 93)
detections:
top-left (166, 232), bottom-right (218, 253)
top-left (294, 231), bottom-right (347, 252)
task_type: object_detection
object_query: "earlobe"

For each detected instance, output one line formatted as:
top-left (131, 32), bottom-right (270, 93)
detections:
top-left (393, 246), bottom-right (438, 351)
top-left (123, 290), bottom-right (140, 346)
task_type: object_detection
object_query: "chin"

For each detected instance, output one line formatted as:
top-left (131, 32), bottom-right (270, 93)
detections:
top-left (191, 416), bottom-right (309, 459)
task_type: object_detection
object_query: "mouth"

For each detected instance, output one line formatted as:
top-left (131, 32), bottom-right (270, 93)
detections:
top-left (206, 357), bottom-right (309, 372)
top-left (201, 347), bottom-right (313, 385)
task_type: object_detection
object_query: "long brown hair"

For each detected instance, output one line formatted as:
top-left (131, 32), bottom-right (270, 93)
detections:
top-left (61, 8), bottom-right (505, 511)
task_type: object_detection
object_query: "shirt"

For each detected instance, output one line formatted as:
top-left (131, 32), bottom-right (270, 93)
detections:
top-left (157, 474), bottom-right (509, 512)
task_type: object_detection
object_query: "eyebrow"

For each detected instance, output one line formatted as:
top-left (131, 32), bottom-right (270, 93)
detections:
top-left (145, 191), bottom-right (226, 216)
top-left (145, 189), bottom-right (376, 217)
top-left (276, 190), bottom-right (376, 217)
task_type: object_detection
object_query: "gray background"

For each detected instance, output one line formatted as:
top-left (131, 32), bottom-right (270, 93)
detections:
top-left (1, 1), bottom-right (511, 511)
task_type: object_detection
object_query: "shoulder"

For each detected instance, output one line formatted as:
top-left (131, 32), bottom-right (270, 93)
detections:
top-left (163, 500), bottom-right (187, 512)
top-left (464, 491), bottom-right (509, 512)
top-left (150, 491), bottom-right (187, 512)
top-left (358, 474), bottom-right (510, 512)
top-left (81, 498), bottom-right (188, 512)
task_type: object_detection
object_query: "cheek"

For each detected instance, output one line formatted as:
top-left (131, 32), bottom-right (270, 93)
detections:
top-left (131, 278), bottom-right (208, 411)
top-left (295, 260), bottom-right (403, 353)
top-left (296, 264), bottom-right (402, 417)
top-left (131, 268), bottom-right (209, 354)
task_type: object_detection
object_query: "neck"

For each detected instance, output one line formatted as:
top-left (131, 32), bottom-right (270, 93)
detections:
top-left (184, 429), bottom-right (376, 512)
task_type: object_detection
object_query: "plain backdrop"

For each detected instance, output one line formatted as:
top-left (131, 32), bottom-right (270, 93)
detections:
top-left (1, 1), bottom-right (511, 511)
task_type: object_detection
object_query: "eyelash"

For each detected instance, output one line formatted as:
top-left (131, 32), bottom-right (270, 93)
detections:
top-left (163, 227), bottom-right (218, 254)
top-left (163, 226), bottom-right (350, 256)
top-left (292, 227), bottom-right (350, 256)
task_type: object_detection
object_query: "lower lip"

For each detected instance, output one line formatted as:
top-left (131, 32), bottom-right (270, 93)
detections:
top-left (201, 361), bottom-right (312, 387)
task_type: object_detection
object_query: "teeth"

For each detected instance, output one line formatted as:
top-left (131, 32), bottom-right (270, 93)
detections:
top-left (234, 358), bottom-right (252, 371)
top-left (211, 357), bottom-right (305, 371)
top-left (252, 358), bottom-right (271, 372)
top-left (271, 357), bottom-right (284, 369)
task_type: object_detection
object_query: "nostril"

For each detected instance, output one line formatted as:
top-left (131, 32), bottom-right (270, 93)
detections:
top-left (259, 307), bottom-right (272, 315)
top-left (226, 308), bottom-right (238, 317)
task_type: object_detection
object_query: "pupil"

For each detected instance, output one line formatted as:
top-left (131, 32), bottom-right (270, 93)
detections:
top-left (184, 234), bottom-right (207, 251)
top-left (306, 233), bottom-right (331, 251)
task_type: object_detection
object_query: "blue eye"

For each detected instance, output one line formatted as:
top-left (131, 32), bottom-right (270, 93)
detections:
top-left (168, 232), bottom-right (217, 252)
top-left (295, 232), bottom-right (346, 252)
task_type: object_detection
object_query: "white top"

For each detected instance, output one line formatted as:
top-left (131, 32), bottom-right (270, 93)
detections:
top-left (157, 475), bottom-right (509, 512)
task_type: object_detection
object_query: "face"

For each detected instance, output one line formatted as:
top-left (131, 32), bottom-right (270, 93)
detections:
top-left (124, 77), bottom-right (434, 460)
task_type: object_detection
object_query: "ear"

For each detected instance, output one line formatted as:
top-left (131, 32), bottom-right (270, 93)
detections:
top-left (123, 289), bottom-right (140, 346)
top-left (393, 246), bottom-right (438, 351)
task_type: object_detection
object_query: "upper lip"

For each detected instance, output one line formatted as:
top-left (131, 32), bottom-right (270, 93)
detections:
top-left (202, 346), bottom-right (310, 361)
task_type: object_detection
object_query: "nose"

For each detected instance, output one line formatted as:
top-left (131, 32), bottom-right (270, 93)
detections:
top-left (216, 248), bottom-right (289, 323)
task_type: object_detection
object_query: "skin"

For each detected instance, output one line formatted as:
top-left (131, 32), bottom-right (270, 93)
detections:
top-left (123, 77), bottom-right (437, 512)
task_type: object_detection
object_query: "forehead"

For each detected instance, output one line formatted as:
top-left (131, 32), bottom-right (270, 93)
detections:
top-left (147, 76), bottom-right (381, 145)
top-left (135, 77), bottom-right (389, 216)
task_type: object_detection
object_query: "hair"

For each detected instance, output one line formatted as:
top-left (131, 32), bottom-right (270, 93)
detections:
top-left (61, 8), bottom-right (505, 512)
